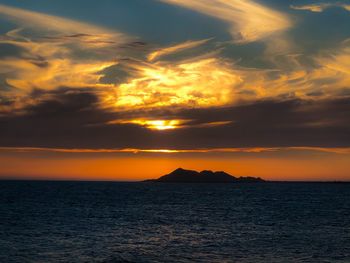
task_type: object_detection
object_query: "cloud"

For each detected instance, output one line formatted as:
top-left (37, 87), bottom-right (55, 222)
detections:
top-left (0, 5), bottom-right (238, 114)
top-left (1, 89), bottom-right (349, 149)
top-left (0, 4), bottom-right (129, 45)
top-left (102, 56), bottom-right (243, 110)
top-left (311, 47), bottom-right (350, 95)
top-left (104, 38), bottom-right (350, 111)
top-left (227, 41), bottom-right (350, 102)
top-left (0, 53), bottom-right (116, 91)
top-left (147, 38), bottom-right (210, 61)
top-left (1, 2), bottom-right (349, 142)
top-left (0, 2), bottom-right (349, 159)
top-left (158, 0), bottom-right (292, 43)
top-left (343, 5), bottom-right (350, 11)
top-left (1, 146), bottom-right (350, 155)
top-left (107, 118), bottom-right (232, 130)
top-left (2, 23), bottom-right (350, 119)
top-left (0, 4), bottom-right (136, 108)
top-left (290, 2), bottom-right (350, 13)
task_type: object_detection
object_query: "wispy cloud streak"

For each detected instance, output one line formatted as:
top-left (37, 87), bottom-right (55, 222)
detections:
top-left (158, 0), bottom-right (292, 43)
top-left (291, 2), bottom-right (350, 13)
top-left (1, 147), bottom-right (350, 155)
top-left (147, 39), bottom-right (210, 61)
top-left (0, 4), bottom-right (128, 43)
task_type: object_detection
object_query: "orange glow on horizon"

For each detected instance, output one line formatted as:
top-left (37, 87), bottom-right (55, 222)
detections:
top-left (1, 152), bottom-right (350, 182)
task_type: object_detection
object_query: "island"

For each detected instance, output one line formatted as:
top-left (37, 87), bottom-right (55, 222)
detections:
top-left (144, 168), bottom-right (265, 183)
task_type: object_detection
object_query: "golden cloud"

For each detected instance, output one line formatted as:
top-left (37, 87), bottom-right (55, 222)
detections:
top-left (103, 57), bottom-right (243, 110)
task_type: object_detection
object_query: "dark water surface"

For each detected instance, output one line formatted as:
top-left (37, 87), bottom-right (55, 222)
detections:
top-left (0, 181), bottom-right (349, 262)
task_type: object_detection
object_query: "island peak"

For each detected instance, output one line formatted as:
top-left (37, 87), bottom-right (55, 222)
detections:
top-left (144, 168), bottom-right (265, 183)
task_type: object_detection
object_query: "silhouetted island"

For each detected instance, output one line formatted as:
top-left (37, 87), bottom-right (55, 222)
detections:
top-left (144, 168), bottom-right (265, 183)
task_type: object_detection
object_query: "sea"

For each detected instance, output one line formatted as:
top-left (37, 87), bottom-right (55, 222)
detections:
top-left (0, 181), bottom-right (349, 263)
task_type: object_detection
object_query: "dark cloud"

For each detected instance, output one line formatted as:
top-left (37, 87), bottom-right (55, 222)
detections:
top-left (0, 87), bottom-right (153, 149)
top-left (29, 56), bottom-right (50, 68)
top-left (0, 43), bottom-right (49, 69)
top-left (99, 58), bottom-right (154, 85)
top-left (0, 74), bottom-right (12, 91)
top-left (0, 43), bottom-right (24, 58)
top-left (0, 87), bottom-right (349, 149)
top-left (42, 33), bottom-right (117, 45)
top-left (25, 88), bottom-right (99, 115)
top-left (168, 99), bottom-right (350, 148)
top-left (99, 62), bottom-right (140, 85)
top-left (119, 41), bottom-right (148, 50)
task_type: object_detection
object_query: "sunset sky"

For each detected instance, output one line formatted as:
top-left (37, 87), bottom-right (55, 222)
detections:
top-left (0, 0), bottom-right (349, 181)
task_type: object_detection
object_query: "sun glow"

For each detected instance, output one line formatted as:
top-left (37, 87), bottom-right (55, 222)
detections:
top-left (146, 120), bottom-right (180, 130)
top-left (140, 119), bottom-right (181, 130)
top-left (109, 119), bottom-right (187, 130)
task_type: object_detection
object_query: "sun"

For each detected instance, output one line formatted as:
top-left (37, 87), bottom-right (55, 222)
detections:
top-left (108, 119), bottom-right (187, 130)
top-left (145, 120), bottom-right (180, 130)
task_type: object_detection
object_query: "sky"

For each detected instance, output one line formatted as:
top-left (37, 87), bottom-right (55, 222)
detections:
top-left (0, 0), bottom-right (349, 181)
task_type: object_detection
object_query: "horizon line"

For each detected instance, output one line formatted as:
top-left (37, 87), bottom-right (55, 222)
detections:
top-left (1, 178), bottom-right (349, 183)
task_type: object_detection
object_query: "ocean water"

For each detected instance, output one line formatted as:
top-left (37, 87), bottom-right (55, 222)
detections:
top-left (0, 181), bottom-right (349, 263)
